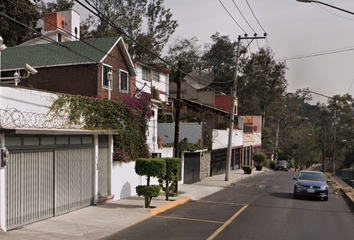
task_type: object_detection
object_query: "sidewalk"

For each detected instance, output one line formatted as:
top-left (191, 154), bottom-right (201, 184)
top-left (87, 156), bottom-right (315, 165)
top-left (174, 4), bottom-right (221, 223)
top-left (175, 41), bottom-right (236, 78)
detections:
top-left (0, 168), bottom-right (267, 240)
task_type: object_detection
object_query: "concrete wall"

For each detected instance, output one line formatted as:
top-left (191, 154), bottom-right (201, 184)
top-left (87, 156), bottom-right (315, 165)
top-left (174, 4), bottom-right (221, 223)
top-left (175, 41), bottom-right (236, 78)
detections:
top-left (212, 129), bottom-right (243, 150)
top-left (158, 122), bottom-right (203, 144)
top-left (0, 86), bottom-right (57, 114)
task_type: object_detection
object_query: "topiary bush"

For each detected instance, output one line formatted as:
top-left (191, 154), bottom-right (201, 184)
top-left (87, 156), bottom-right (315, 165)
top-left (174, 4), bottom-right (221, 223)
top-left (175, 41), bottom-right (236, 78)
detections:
top-left (255, 165), bottom-right (263, 171)
top-left (253, 153), bottom-right (266, 166)
top-left (136, 185), bottom-right (161, 198)
top-left (242, 165), bottom-right (252, 174)
top-left (158, 158), bottom-right (181, 201)
top-left (135, 158), bottom-right (166, 208)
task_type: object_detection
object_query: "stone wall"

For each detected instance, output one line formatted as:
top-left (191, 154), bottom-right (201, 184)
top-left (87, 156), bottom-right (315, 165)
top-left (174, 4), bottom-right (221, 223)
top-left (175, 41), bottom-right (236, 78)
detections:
top-left (200, 151), bottom-right (211, 179)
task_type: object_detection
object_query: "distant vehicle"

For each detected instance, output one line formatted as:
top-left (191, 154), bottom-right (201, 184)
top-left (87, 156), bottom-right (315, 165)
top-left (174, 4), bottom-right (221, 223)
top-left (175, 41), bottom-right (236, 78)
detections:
top-left (274, 160), bottom-right (288, 171)
top-left (349, 180), bottom-right (354, 188)
top-left (293, 170), bottom-right (330, 201)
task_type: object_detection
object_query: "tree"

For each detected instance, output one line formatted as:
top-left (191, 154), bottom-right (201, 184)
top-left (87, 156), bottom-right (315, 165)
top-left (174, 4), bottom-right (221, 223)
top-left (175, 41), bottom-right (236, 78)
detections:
top-left (36, 0), bottom-right (74, 16)
top-left (253, 153), bottom-right (266, 170)
top-left (325, 94), bottom-right (354, 172)
top-left (135, 158), bottom-right (165, 208)
top-left (82, 0), bottom-right (178, 61)
top-left (164, 36), bottom-right (203, 82)
top-left (158, 158), bottom-right (181, 201)
top-left (253, 153), bottom-right (266, 166)
top-left (237, 47), bottom-right (287, 127)
top-left (202, 32), bottom-right (236, 94)
top-left (0, 0), bottom-right (40, 46)
top-left (145, 0), bottom-right (178, 54)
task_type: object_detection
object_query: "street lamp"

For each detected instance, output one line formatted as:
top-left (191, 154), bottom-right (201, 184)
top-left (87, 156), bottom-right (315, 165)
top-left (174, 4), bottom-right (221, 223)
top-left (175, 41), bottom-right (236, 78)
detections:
top-left (296, 0), bottom-right (354, 16)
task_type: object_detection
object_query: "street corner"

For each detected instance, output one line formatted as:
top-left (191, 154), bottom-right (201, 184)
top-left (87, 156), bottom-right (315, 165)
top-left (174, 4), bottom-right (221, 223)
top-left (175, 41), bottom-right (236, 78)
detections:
top-left (149, 197), bottom-right (191, 216)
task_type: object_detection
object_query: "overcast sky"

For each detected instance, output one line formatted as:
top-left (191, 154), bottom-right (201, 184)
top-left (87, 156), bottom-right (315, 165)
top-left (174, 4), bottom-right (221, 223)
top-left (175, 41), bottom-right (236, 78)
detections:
top-left (72, 0), bottom-right (354, 104)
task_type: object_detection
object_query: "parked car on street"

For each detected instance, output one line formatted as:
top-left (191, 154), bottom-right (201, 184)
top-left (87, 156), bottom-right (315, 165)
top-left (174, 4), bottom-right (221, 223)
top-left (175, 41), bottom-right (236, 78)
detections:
top-left (349, 180), bottom-right (354, 188)
top-left (293, 170), bottom-right (330, 201)
top-left (274, 160), bottom-right (288, 171)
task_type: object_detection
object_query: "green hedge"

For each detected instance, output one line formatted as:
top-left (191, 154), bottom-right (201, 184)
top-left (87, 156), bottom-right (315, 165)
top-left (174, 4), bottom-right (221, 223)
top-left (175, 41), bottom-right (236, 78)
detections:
top-left (135, 158), bottom-right (166, 178)
top-left (253, 153), bottom-right (266, 165)
top-left (255, 165), bottom-right (263, 171)
top-left (242, 165), bottom-right (252, 174)
top-left (136, 185), bottom-right (161, 198)
top-left (270, 161), bottom-right (277, 169)
top-left (159, 158), bottom-right (181, 201)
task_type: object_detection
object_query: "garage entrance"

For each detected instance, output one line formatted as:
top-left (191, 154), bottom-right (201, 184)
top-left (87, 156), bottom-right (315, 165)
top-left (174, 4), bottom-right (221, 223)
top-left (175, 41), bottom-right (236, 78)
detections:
top-left (4, 135), bottom-right (95, 230)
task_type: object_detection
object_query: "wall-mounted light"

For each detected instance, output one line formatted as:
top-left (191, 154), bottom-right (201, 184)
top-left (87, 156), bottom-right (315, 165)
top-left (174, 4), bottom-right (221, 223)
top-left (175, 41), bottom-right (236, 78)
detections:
top-left (0, 63), bottom-right (38, 86)
top-left (107, 70), bottom-right (112, 100)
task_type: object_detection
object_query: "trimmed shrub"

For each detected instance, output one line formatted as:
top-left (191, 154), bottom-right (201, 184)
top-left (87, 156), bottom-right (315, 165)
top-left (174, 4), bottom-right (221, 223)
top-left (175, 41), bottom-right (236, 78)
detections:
top-left (135, 158), bottom-right (166, 180)
top-left (253, 153), bottom-right (266, 166)
top-left (135, 158), bottom-right (166, 208)
top-left (255, 165), bottom-right (263, 171)
top-left (242, 165), bottom-right (252, 174)
top-left (158, 158), bottom-right (181, 201)
top-left (136, 185), bottom-right (161, 198)
top-left (270, 161), bottom-right (277, 170)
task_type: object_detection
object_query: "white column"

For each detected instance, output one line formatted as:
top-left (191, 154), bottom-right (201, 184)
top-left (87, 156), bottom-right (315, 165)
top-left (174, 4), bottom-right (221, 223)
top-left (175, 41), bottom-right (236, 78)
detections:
top-left (0, 134), bottom-right (6, 232)
top-left (108, 134), bottom-right (113, 195)
top-left (93, 134), bottom-right (99, 204)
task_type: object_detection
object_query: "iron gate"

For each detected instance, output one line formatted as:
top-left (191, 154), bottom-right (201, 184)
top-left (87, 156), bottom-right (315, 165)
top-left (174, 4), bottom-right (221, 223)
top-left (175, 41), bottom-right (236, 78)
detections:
top-left (210, 148), bottom-right (227, 176)
top-left (184, 152), bottom-right (201, 184)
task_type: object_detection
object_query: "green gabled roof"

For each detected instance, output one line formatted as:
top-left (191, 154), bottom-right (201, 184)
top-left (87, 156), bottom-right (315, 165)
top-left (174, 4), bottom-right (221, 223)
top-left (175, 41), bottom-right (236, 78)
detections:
top-left (1, 37), bottom-right (120, 70)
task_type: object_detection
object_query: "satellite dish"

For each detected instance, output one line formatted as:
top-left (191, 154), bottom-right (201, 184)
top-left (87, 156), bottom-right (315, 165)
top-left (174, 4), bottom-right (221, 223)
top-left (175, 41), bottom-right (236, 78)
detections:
top-left (184, 69), bottom-right (214, 89)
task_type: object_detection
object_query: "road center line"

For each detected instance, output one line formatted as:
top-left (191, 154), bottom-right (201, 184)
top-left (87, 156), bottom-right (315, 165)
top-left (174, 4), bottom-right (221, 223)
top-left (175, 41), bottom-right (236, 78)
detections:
top-left (155, 215), bottom-right (224, 224)
top-left (206, 204), bottom-right (249, 240)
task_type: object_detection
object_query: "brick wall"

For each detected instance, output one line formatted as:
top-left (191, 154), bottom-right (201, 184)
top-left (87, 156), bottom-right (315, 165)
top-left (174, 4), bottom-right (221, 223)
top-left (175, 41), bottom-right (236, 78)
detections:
top-left (19, 45), bottom-right (136, 98)
top-left (97, 44), bottom-right (136, 99)
top-left (44, 13), bottom-right (66, 31)
top-left (20, 64), bottom-right (98, 97)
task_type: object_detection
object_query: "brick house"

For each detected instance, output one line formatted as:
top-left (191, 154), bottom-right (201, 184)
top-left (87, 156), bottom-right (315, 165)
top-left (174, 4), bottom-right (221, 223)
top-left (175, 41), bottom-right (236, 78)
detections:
top-left (1, 36), bottom-right (136, 99)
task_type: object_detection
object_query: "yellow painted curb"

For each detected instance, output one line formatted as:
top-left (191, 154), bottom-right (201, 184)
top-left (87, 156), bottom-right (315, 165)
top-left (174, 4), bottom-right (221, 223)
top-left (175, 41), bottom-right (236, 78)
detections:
top-left (150, 197), bottom-right (191, 216)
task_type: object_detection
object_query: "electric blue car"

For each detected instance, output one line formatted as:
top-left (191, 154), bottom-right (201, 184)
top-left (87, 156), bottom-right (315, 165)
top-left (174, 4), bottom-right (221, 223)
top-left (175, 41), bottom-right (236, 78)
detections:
top-left (293, 170), bottom-right (330, 201)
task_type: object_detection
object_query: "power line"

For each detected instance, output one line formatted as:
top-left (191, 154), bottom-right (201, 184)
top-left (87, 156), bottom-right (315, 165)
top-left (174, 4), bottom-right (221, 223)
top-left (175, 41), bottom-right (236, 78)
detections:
top-left (245, 0), bottom-right (267, 34)
top-left (218, 0), bottom-right (247, 34)
top-left (277, 46), bottom-right (354, 61)
top-left (2, 1), bottom-right (257, 127)
top-left (7, 0), bottom-right (231, 101)
top-left (231, 0), bottom-right (256, 33)
top-left (317, 3), bottom-right (354, 20)
top-left (77, 0), bottom-right (236, 97)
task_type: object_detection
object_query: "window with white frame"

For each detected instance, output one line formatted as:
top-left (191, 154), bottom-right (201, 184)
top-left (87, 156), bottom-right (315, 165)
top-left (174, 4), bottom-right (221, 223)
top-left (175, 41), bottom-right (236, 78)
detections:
top-left (102, 65), bottom-right (112, 89)
top-left (120, 70), bottom-right (128, 92)
top-left (142, 67), bottom-right (150, 81)
top-left (152, 70), bottom-right (159, 82)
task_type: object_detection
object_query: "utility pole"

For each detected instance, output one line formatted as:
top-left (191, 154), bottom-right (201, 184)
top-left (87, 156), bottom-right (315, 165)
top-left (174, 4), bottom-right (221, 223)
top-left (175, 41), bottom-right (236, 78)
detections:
top-left (174, 61), bottom-right (182, 158)
top-left (225, 34), bottom-right (266, 181)
top-left (225, 36), bottom-right (241, 181)
top-left (173, 61), bottom-right (182, 195)
top-left (332, 98), bottom-right (336, 176)
top-left (322, 127), bottom-right (326, 173)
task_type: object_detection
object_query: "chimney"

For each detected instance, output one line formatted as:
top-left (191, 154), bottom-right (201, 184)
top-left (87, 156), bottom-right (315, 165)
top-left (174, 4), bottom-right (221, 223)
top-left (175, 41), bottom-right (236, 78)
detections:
top-left (44, 13), bottom-right (66, 32)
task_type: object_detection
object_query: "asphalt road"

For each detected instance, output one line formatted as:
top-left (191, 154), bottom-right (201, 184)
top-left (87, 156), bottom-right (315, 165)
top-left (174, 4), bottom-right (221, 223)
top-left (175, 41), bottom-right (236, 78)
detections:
top-left (103, 171), bottom-right (354, 240)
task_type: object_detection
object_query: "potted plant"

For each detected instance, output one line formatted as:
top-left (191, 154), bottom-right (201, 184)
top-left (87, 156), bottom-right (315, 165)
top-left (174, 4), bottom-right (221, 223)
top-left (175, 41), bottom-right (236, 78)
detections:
top-left (253, 153), bottom-right (266, 171)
